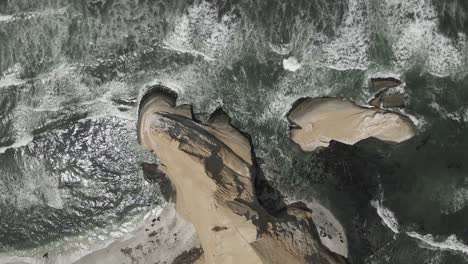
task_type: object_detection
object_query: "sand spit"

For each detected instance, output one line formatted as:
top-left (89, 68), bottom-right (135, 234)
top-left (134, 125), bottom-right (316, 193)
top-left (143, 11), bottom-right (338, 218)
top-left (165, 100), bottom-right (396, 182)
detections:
top-left (137, 87), bottom-right (346, 264)
top-left (287, 97), bottom-right (417, 152)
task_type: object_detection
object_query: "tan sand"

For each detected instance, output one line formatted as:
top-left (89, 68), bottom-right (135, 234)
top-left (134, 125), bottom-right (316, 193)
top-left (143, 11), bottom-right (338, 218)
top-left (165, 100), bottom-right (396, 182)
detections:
top-left (137, 88), bottom-right (346, 264)
top-left (73, 204), bottom-right (202, 264)
top-left (287, 97), bottom-right (417, 152)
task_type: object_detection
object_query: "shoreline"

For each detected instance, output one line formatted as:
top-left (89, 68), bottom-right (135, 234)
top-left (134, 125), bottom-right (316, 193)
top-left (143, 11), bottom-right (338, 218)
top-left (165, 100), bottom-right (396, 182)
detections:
top-left (73, 203), bottom-right (200, 264)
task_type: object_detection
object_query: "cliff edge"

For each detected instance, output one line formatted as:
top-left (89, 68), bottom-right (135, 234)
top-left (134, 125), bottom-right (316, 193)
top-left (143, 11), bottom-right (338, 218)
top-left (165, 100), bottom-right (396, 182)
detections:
top-left (137, 87), bottom-right (346, 264)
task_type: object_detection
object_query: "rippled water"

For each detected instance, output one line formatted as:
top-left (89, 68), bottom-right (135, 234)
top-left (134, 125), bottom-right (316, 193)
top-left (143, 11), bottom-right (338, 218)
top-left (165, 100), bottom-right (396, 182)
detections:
top-left (1, 0), bottom-right (468, 263)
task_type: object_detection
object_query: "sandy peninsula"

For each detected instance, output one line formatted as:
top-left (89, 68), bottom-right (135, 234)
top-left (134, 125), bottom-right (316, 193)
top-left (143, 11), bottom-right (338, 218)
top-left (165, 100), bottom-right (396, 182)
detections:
top-left (287, 97), bottom-right (417, 152)
top-left (137, 87), bottom-right (346, 264)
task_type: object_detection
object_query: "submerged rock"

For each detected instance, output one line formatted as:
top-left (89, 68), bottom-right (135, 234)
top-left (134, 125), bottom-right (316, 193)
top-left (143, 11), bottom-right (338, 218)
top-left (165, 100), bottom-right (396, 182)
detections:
top-left (381, 94), bottom-right (405, 108)
top-left (287, 97), bottom-right (416, 152)
top-left (368, 77), bottom-right (402, 93)
top-left (138, 86), bottom-right (346, 264)
top-left (368, 93), bottom-right (406, 109)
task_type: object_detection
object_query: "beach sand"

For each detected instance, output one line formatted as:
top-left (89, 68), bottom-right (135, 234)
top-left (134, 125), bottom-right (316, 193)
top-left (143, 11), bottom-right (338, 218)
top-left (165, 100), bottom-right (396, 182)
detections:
top-left (73, 204), bottom-right (201, 264)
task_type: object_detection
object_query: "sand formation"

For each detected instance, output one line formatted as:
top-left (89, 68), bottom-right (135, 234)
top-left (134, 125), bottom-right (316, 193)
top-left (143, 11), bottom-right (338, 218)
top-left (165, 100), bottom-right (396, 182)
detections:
top-left (287, 97), bottom-right (417, 152)
top-left (137, 87), bottom-right (346, 264)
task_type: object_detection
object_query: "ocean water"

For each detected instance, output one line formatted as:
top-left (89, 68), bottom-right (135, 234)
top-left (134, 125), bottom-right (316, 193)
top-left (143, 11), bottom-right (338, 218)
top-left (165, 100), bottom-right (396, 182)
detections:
top-left (0, 0), bottom-right (468, 263)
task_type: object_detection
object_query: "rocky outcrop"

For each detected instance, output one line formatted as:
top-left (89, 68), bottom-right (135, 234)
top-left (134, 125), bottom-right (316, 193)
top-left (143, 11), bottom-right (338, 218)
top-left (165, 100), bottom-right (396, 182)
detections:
top-left (368, 77), bottom-right (402, 93)
top-left (381, 94), bottom-right (405, 108)
top-left (367, 77), bottom-right (406, 109)
top-left (287, 97), bottom-right (416, 152)
top-left (137, 86), bottom-right (346, 264)
top-left (369, 93), bottom-right (405, 108)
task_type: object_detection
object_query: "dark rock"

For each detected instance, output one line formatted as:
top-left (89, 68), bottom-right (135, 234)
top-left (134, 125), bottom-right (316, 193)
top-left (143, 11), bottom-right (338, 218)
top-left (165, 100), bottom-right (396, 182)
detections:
top-left (141, 162), bottom-right (175, 202)
top-left (211, 226), bottom-right (228, 232)
top-left (369, 78), bottom-right (402, 93)
top-left (120, 247), bottom-right (132, 256)
top-left (141, 163), bottom-right (166, 183)
top-left (368, 95), bottom-right (382, 107)
top-left (382, 94), bottom-right (405, 108)
top-left (148, 231), bottom-right (158, 237)
top-left (43, 252), bottom-right (49, 258)
top-left (172, 247), bottom-right (204, 264)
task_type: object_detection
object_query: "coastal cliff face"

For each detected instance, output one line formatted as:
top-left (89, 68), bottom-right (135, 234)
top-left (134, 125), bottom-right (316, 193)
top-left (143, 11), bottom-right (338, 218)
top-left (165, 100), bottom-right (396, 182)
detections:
top-left (137, 87), bottom-right (346, 264)
top-left (287, 97), bottom-right (417, 152)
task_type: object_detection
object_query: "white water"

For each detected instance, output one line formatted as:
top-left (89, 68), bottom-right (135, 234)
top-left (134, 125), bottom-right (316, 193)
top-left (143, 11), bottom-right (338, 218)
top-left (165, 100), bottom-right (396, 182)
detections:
top-left (0, 64), bottom-right (25, 88)
top-left (163, 1), bottom-right (240, 63)
top-left (0, 15), bottom-right (13, 22)
top-left (0, 135), bottom-right (34, 154)
top-left (0, 207), bottom-right (163, 264)
top-left (372, 198), bottom-right (468, 255)
top-left (383, 0), bottom-right (467, 76)
top-left (283, 56), bottom-right (302, 72)
top-left (321, 0), bottom-right (369, 70)
top-left (1, 0), bottom-right (468, 262)
top-left (407, 232), bottom-right (468, 255)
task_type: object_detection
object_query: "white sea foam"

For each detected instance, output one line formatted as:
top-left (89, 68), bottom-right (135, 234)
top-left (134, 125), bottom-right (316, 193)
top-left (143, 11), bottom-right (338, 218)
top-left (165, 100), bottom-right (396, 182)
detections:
top-left (321, 0), bottom-right (369, 70)
top-left (429, 101), bottom-right (468, 123)
top-left (0, 206), bottom-right (164, 264)
top-left (0, 64), bottom-right (25, 88)
top-left (283, 56), bottom-right (302, 72)
top-left (371, 199), bottom-right (400, 234)
top-left (143, 78), bottom-right (188, 97)
top-left (269, 43), bottom-right (294, 55)
top-left (0, 8), bottom-right (66, 25)
top-left (407, 232), bottom-right (468, 255)
top-left (0, 135), bottom-right (34, 154)
top-left (373, 196), bottom-right (468, 255)
top-left (162, 41), bottom-right (216, 61)
top-left (383, 0), bottom-right (467, 76)
top-left (163, 1), bottom-right (240, 62)
top-left (398, 109), bottom-right (427, 131)
top-left (300, 0), bottom-right (467, 75)
top-left (0, 14), bottom-right (13, 22)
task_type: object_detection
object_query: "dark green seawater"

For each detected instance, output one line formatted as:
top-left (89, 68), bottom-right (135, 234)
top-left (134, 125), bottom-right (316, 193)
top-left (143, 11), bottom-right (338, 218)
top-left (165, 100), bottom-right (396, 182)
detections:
top-left (0, 0), bottom-right (468, 263)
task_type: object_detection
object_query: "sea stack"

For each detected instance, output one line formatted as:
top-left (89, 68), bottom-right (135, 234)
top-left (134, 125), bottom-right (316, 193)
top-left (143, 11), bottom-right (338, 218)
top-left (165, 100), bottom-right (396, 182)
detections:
top-left (137, 87), bottom-right (346, 264)
top-left (287, 97), bottom-right (416, 152)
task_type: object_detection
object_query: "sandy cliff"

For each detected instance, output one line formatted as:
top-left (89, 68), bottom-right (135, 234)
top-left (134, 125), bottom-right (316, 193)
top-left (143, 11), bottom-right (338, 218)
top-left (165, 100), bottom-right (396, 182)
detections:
top-left (137, 87), bottom-right (346, 264)
top-left (287, 97), bottom-right (417, 152)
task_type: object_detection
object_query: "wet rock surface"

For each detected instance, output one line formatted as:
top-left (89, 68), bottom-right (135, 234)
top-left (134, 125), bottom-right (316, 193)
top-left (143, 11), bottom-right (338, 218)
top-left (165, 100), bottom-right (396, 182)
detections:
top-left (381, 94), bottom-right (405, 108)
top-left (368, 78), bottom-right (402, 93)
